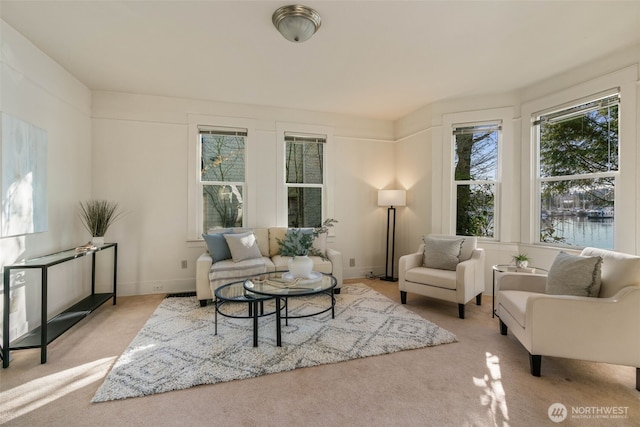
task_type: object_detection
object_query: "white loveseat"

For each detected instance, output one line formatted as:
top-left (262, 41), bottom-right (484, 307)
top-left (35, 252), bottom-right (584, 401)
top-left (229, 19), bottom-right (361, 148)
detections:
top-left (196, 227), bottom-right (343, 307)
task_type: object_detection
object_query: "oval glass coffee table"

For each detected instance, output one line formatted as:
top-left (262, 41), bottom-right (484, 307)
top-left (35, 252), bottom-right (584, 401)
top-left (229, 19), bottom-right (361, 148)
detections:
top-left (243, 271), bottom-right (337, 347)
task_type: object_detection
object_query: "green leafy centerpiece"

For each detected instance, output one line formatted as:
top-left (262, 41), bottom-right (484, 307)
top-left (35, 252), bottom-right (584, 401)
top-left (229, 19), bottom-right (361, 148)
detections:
top-left (277, 219), bottom-right (337, 278)
top-left (277, 218), bottom-right (337, 257)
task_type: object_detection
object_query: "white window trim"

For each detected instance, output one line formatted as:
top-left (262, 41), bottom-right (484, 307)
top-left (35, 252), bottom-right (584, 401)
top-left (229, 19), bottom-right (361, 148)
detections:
top-left (520, 65), bottom-right (640, 253)
top-left (187, 114), bottom-right (255, 241)
top-left (520, 65), bottom-right (637, 253)
top-left (441, 107), bottom-right (514, 241)
top-left (276, 122), bottom-right (334, 231)
top-left (533, 95), bottom-right (619, 249)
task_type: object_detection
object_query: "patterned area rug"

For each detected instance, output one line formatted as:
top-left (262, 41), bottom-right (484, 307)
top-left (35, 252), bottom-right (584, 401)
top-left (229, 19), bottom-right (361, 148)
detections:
top-left (91, 284), bottom-right (457, 402)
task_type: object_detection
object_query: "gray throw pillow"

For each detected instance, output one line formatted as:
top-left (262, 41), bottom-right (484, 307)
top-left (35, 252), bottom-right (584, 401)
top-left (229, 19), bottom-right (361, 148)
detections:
top-left (224, 231), bottom-right (262, 263)
top-left (546, 251), bottom-right (603, 297)
top-left (423, 236), bottom-right (465, 271)
top-left (202, 229), bottom-right (235, 262)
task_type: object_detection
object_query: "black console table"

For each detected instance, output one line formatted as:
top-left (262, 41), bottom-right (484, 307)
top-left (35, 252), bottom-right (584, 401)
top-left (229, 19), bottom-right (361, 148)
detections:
top-left (2, 243), bottom-right (117, 368)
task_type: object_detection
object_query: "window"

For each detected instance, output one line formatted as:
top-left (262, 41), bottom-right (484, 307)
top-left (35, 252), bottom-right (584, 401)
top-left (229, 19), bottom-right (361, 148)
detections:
top-left (535, 92), bottom-right (619, 249)
top-left (285, 132), bottom-right (325, 227)
top-left (199, 126), bottom-right (246, 232)
top-left (453, 123), bottom-right (500, 238)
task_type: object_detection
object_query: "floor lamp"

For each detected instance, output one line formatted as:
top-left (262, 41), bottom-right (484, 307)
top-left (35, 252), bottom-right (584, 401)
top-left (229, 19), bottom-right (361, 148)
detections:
top-left (378, 189), bottom-right (406, 282)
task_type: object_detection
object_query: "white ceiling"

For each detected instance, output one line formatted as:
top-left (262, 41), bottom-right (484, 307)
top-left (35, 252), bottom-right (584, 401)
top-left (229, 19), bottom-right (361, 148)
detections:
top-left (2, 1), bottom-right (640, 121)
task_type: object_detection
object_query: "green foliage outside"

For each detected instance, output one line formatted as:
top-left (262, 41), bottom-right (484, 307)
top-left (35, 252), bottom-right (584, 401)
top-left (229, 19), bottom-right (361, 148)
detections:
top-left (455, 131), bottom-right (496, 237)
top-left (201, 135), bottom-right (244, 229)
top-left (286, 140), bottom-right (323, 227)
top-left (538, 104), bottom-right (617, 244)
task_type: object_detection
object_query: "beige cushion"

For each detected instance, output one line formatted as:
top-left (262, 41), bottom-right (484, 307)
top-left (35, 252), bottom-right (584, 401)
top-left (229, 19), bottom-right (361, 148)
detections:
top-left (405, 267), bottom-right (457, 290)
top-left (581, 247), bottom-right (640, 297)
top-left (312, 232), bottom-right (328, 256)
top-left (423, 236), bottom-right (464, 271)
top-left (208, 257), bottom-right (268, 294)
top-left (546, 251), bottom-right (602, 297)
top-left (252, 228), bottom-right (269, 257)
top-left (224, 231), bottom-right (262, 262)
top-left (428, 234), bottom-right (477, 261)
top-left (269, 227), bottom-right (287, 257)
top-left (497, 290), bottom-right (531, 328)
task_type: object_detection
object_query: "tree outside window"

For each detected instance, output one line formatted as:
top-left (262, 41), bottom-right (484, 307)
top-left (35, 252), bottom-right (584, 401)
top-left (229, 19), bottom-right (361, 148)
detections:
top-left (453, 124), bottom-right (500, 238)
top-left (536, 94), bottom-right (618, 249)
top-left (285, 133), bottom-right (324, 227)
top-left (200, 129), bottom-right (245, 231)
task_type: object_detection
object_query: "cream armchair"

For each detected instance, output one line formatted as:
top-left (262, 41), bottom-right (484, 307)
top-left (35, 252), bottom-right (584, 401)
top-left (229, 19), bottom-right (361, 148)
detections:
top-left (399, 235), bottom-right (485, 319)
top-left (496, 247), bottom-right (640, 390)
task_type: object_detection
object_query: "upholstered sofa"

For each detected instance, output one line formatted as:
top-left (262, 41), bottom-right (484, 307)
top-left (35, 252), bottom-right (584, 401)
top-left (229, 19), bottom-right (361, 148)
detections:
top-left (196, 227), bottom-right (343, 306)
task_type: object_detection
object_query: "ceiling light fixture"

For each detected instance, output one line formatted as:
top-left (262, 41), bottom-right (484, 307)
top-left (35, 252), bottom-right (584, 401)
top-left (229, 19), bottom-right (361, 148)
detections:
top-left (272, 4), bottom-right (322, 43)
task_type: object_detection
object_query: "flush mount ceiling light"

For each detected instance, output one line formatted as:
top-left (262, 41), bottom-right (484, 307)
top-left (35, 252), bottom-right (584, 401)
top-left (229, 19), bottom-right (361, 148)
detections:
top-left (272, 4), bottom-right (322, 43)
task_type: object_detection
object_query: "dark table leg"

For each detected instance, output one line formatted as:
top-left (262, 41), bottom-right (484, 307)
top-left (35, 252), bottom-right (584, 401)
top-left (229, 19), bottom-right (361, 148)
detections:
top-left (253, 300), bottom-right (259, 347)
top-left (214, 297), bottom-right (218, 335)
top-left (3, 268), bottom-right (11, 368)
top-left (41, 267), bottom-right (48, 364)
top-left (331, 291), bottom-right (335, 318)
top-left (492, 269), bottom-right (496, 318)
top-left (276, 297), bottom-right (282, 347)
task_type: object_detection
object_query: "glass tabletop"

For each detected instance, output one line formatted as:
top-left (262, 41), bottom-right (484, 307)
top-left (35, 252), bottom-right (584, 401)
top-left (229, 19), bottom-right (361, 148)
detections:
top-left (244, 271), bottom-right (336, 297)
top-left (6, 243), bottom-right (117, 268)
top-left (493, 264), bottom-right (548, 274)
top-left (215, 281), bottom-right (273, 302)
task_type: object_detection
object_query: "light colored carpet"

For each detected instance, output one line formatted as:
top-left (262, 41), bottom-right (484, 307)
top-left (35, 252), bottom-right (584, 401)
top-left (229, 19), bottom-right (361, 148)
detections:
top-left (92, 283), bottom-right (456, 402)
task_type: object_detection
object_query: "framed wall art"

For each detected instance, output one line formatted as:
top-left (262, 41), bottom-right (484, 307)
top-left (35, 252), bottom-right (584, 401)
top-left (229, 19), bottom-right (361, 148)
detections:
top-left (1, 112), bottom-right (48, 237)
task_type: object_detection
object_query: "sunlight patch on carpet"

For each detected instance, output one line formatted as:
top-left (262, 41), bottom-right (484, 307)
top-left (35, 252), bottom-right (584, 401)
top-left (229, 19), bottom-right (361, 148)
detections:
top-left (91, 284), bottom-right (456, 402)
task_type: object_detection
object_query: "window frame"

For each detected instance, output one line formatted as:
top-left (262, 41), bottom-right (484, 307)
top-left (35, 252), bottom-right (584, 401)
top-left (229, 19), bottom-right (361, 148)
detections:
top-left (533, 91), bottom-right (620, 249)
top-left (188, 115), bottom-right (254, 241)
top-left (276, 123), bottom-right (334, 229)
top-left (198, 126), bottom-right (247, 232)
top-left (440, 108), bottom-right (513, 241)
top-left (284, 132), bottom-right (326, 228)
top-left (520, 65), bottom-right (637, 253)
top-left (452, 121), bottom-right (501, 239)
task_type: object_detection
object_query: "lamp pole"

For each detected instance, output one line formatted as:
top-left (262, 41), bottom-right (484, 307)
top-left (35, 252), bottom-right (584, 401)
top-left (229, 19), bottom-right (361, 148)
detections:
top-left (378, 189), bottom-right (405, 282)
top-left (381, 205), bottom-right (398, 282)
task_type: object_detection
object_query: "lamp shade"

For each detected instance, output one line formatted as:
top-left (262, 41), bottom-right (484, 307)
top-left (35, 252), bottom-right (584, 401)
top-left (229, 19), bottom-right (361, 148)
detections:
top-left (378, 190), bottom-right (406, 207)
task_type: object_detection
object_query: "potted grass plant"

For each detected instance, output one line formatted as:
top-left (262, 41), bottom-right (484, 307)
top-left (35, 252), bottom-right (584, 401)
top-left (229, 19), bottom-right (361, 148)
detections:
top-left (79, 200), bottom-right (123, 246)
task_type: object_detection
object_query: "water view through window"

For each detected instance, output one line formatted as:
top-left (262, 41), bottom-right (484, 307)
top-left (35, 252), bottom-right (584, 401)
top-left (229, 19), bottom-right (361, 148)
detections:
top-left (541, 215), bottom-right (613, 249)
top-left (537, 93), bottom-right (618, 249)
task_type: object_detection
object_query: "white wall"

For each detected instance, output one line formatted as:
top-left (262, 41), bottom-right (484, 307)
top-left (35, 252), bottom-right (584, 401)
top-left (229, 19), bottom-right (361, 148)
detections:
top-left (91, 91), bottom-right (395, 296)
top-left (3, 17), bottom-right (640, 314)
top-left (0, 20), bottom-right (93, 336)
top-left (395, 44), bottom-right (640, 295)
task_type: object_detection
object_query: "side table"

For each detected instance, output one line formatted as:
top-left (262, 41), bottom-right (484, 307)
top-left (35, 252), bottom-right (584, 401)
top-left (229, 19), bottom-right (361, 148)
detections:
top-left (492, 264), bottom-right (548, 318)
top-left (2, 243), bottom-right (117, 368)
